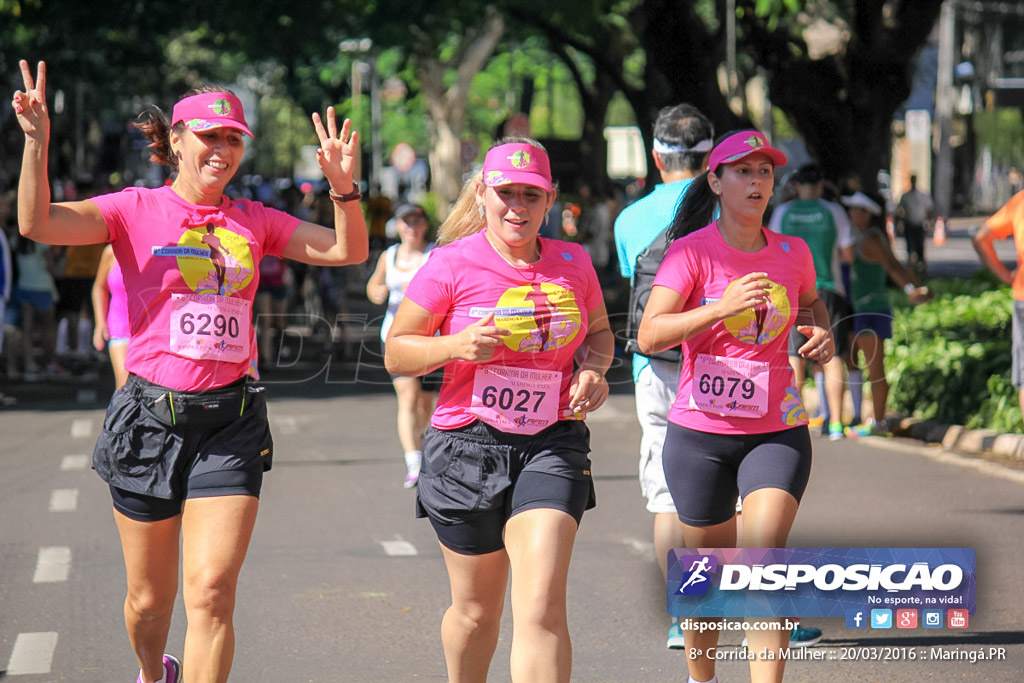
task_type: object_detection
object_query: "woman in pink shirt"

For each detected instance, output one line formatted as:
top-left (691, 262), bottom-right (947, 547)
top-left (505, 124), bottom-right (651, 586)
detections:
top-left (386, 140), bottom-right (614, 682)
top-left (639, 131), bottom-right (834, 683)
top-left (13, 60), bottom-right (367, 683)
top-left (92, 244), bottom-right (131, 390)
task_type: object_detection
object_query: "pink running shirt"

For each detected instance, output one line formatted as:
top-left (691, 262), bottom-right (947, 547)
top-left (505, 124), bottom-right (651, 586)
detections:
top-left (90, 185), bottom-right (300, 391)
top-left (404, 230), bottom-right (603, 430)
top-left (653, 222), bottom-right (815, 434)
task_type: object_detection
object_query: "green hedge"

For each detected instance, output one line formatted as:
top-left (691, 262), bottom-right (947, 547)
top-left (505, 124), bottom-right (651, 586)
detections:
top-left (884, 271), bottom-right (1023, 433)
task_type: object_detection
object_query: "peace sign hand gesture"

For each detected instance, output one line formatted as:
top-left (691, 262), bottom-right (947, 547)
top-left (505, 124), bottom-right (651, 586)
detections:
top-left (12, 60), bottom-right (49, 141)
top-left (311, 106), bottom-right (359, 194)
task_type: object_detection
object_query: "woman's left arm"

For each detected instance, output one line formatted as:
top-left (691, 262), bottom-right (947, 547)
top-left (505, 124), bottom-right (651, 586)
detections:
top-left (568, 302), bottom-right (614, 414)
top-left (794, 289), bottom-right (834, 363)
top-left (282, 108), bottom-right (368, 266)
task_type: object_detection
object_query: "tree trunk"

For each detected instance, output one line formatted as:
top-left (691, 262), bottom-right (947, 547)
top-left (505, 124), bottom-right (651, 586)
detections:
top-left (630, 0), bottom-right (748, 191)
top-left (414, 10), bottom-right (504, 214)
top-left (741, 0), bottom-right (943, 190)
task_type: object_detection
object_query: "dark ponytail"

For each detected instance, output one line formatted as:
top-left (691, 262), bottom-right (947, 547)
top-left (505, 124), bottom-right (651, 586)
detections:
top-left (132, 86), bottom-right (237, 170)
top-left (666, 171), bottom-right (717, 242)
top-left (133, 106), bottom-right (177, 169)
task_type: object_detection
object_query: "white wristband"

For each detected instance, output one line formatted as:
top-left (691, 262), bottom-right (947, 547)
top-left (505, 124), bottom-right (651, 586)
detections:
top-left (903, 283), bottom-right (916, 295)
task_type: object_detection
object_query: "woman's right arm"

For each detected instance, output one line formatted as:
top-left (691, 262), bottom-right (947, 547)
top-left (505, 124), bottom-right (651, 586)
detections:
top-left (365, 251), bottom-right (389, 305)
top-left (14, 60), bottom-right (109, 246)
top-left (637, 272), bottom-right (769, 355)
top-left (385, 300), bottom-right (509, 376)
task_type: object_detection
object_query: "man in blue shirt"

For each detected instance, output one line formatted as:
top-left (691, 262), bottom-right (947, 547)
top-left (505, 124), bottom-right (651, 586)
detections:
top-left (613, 104), bottom-right (712, 649)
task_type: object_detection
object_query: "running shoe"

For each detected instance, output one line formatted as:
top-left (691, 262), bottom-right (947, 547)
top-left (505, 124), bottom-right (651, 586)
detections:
top-left (807, 414), bottom-right (825, 436)
top-left (137, 654), bottom-right (181, 683)
top-left (403, 466), bottom-right (420, 489)
top-left (789, 625), bottom-right (823, 647)
top-left (849, 418), bottom-right (890, 437)
top-left (828, 422), bottom-right (845, 441)
top-left (667, 620), bottom-right (686, 649)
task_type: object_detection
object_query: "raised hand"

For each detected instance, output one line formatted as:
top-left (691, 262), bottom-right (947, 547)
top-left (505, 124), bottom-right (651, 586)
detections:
top-left (12, 60), bottom-right (49, 140)
top-left (453, 312), bottom-right (510, 363)
top-left (311, 106), bottom-right (358, 193)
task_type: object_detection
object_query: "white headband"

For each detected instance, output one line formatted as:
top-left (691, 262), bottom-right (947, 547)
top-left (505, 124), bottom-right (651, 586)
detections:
top-left (653, 138), bottom-right (714, 155)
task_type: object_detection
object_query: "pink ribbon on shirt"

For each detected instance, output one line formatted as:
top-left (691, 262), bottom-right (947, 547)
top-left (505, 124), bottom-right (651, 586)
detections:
top-left (180, 207), bottom-right (228, 231)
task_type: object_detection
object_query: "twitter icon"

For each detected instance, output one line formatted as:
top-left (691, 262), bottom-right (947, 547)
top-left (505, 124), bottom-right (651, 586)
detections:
top-left (870, 609), bottom-right (892, 629)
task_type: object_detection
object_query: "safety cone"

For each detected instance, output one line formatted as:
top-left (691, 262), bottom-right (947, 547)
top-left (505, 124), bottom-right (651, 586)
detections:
top-left (933, 216), bottom-right (946, 246)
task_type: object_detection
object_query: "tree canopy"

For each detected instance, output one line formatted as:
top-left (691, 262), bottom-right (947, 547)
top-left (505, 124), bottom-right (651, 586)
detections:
top-left (1, 0), bottom-right (944, 199)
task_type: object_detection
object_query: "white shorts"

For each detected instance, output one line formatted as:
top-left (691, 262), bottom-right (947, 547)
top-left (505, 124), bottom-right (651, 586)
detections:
top-left (634, 357), bottom-right (681, 513)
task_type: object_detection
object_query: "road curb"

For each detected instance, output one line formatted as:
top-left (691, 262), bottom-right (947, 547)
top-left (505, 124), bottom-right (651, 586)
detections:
top-left (892, 415), bottom-right (1024, 461)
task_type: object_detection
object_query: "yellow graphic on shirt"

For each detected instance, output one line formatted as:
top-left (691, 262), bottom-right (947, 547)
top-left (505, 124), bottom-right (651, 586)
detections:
top-left (176, 226), bottom-right (255, 296)
top-left (721, 277), bottom-right (790, 345)
top-left (494, 283), bottom-right (582, 352)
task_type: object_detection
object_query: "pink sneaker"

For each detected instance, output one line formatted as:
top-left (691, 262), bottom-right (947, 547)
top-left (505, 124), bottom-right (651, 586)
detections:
top-left (403, 467), bottom-right (420, 489)
top-left (137, 654), bottom-right (181, 683)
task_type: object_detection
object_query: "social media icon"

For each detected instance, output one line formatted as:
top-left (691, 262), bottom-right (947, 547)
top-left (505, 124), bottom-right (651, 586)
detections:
top-left (870, 609), bottom-right (892, 629)
top-left (896, 609), bottom-right (918, 628)
top-left (923, 610), bottom-right (943, 628)
top-left (846, 609), bottom-right (866, 628)
top-left (948, 609), bottom-right (969, 629)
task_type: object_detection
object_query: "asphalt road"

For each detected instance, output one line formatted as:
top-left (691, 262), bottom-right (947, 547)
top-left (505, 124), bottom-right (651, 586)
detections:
top-left (1, 373), bottom-right (1022, 682)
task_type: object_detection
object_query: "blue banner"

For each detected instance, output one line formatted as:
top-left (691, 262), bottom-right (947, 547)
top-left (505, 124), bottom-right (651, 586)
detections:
top-left (667, 548), bottom-right (976, 619)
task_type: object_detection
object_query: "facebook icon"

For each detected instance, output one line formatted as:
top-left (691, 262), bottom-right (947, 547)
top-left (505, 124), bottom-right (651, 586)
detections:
top-left (846, 609), bottom-right (866, 628)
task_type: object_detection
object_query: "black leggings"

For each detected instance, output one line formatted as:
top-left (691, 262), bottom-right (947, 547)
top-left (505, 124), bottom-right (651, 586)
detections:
top-left (662, 423), bottom-right (812, 527)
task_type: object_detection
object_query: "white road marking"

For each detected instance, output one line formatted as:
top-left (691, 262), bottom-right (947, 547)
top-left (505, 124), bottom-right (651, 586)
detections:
top-left (33, 546), bottom-right (71, 584)
top-left (6, 631), bottom-right (59, 675)
top-left (622, 537), bottom-right (655, 556)
top-left (70, 418), bottom-right (92, 438)
top-left (49, 488), bottom-right (79, 512)
top-left (60, 454), bottom-right (89, 470)
top-left (380, 535), bottom-right (418, 556)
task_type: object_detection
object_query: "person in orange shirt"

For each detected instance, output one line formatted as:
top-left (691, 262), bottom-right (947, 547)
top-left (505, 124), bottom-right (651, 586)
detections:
top-left (973, 190), bottom-right (1024, 416)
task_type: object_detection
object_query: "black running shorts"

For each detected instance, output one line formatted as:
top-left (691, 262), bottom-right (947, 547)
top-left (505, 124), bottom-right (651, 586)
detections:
top-left (416, 419), bottom-right (596, 555)
top-left (93, 374), bottom-right (274, 521)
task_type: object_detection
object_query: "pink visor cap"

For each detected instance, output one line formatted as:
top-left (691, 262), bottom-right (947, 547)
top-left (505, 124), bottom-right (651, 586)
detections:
top-left (171, 92), bottom-right (253, 137)
top-left (708, 130), bottom-right (787, 173)
top-left (482, 143), bottom-right (553, 192)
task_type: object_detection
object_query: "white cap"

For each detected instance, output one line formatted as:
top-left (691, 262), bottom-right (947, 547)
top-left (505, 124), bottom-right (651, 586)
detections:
top-left (841, 191), bottom-right (882, 216)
